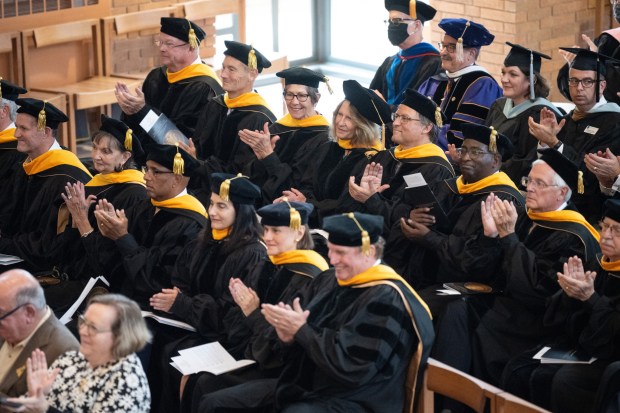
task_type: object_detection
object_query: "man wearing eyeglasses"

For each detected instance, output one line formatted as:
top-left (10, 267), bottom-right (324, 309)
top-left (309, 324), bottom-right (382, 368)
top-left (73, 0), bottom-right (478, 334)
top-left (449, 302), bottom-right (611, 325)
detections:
top-left (418, 18), bottom-right (502, 150)
top-left (529, 48), bottom-right (620, 225)
top-left (115, 17), bottom-right (223, 154)
top-left (369, 0), bottom-right (442, 106)
top-left (431, 149), bottom-right (600, 403)
top-left (0, 269), bottom-right (78, 398)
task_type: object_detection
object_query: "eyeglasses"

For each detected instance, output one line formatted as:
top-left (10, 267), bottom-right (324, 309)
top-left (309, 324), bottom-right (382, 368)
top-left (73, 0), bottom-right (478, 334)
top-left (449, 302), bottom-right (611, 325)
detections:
top-left (78, 314), bottom-right (112, 335)
top-left (384, 18), bottom-right (414, 26)
top-left (283, 92), bottom-right (310, 102)
top-left (456, 147), bottom-right (492, 159)
top-left (392, 113), bottom-right (421, 124)
top-left (143, 166), bottom-right (174, 176)
top-left (437, 42), bottom-right (458, 53)
top-left (521, 176), bottom-right (560, 190)
top-left (567, 78), bottom-right (597, 88)
top-left (600, 221), bottom-right (620, 237)
top-left (154, 39), bottom-right (188, 49)
top-left (0, 303), bottom-right (27, 322)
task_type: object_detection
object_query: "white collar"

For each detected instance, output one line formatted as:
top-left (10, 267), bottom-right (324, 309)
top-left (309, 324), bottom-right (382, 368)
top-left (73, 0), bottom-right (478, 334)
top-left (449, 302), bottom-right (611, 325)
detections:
top-left (446, 64), bottom-right (489, 79)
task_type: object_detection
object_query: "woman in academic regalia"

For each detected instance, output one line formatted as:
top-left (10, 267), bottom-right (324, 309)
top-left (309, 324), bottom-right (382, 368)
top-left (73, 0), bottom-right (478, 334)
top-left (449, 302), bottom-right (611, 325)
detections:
top-left (281, 79), bottom-right (392, 225)
top-left (184, 200), bottom-right (330, 412)
top-left (48, 115), bottom-right (147, 311)
top-left (240, 67), bottom-right (332, 204)
top-left (485, 42), bottom-right (562, 183)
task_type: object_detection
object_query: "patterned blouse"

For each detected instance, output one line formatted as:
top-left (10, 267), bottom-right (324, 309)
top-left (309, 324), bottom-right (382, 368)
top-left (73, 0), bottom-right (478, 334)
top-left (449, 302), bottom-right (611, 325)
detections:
top-left (46, 351), bottom-right (150, 413)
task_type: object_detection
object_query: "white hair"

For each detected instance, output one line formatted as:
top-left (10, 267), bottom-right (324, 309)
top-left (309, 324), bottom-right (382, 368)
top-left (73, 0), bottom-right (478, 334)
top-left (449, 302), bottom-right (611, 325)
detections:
top-left (532, 159), bottom-right (572, 202)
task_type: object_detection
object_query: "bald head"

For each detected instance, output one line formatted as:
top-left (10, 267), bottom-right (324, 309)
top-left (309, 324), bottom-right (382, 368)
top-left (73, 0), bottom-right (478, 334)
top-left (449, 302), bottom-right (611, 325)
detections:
top-left (0, 269), bottom-right (47, 344)
top-left (0, 269), bottom-right (46, 309)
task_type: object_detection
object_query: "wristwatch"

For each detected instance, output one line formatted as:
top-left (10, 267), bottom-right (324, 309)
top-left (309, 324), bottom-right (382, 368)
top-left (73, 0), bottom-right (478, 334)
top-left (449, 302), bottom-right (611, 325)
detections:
top-left (552, 140), bottom-right (563, 150)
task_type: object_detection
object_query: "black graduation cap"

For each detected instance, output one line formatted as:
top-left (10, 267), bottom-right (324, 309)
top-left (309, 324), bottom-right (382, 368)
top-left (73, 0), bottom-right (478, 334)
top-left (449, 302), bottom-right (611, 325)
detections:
top-left (384, 0), bottom-right (437, 23)
top-left (257, 201), bottom-right (313, 230)
top-left (400, 88), bottom-right (446, 127)
top-left (0, 79), bottom-right (27, 101)
top-left (160, 17), bottom-right (205, 48)
top-left (439, 18), bottom-right (494, 62)
top-left (15, 98), bottom-right (68, 131)
top-left (343, 79), bottom-right (391, 125)
top-left (210, 173), bottom-right (261, 205)
top-left (223, 41), bottom-right (271, 73)
top-left (146, 143), bottom-right (198, 177)
top-left (504, 42), bottom-right (552, 100)
top-left (559, 47), bottom-right (620, 102)
top-left (276, 67), bottom-right (333, 93)
top-left (537, 148), bottom-right (583, 194)
top-left (98, 114), bottom-right (144, 157)
top-left (323, 212), bottom-right (383, 255)
top-left (461, 123), bottom-right (513, 162)
top-left (603, 199), bottom-right (620, 223)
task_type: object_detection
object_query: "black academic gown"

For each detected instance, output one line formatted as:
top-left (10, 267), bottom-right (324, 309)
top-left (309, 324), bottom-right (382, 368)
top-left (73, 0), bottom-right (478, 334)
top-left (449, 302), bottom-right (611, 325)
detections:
top-left (82, 199), bottom-right (207, 306)
top-left (0, 153), bottom-right (91, 272)
top-left (0, 139), bottom-right (26, 230)
top-left (485, 97), bottom-right (561, 182)
top-left (558, 107), bottom-right (620, 224)
top-left (246, 122), bottom-right (330, 204)
top-left (124, 65), bottom-right (224, 154)
top-left (359, 147), bottom-right (455, 231)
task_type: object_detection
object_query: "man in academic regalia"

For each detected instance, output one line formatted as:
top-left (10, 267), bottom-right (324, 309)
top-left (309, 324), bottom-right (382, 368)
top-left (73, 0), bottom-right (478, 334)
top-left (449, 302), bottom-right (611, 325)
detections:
top-left (348, 88), bottom-right (455, 229)
top-left (432, 149), bottom-right (600, 393)
top-left (418, 18), bottom-right (502, 149)
top-left (0, 79), bottom-right (28, 230)
top-left (83, 144), bottom-right (207, 308)
top-left (115, 17), bottom-right (223, 152)
top-left (370, 0), bottom-right (442, 106)
top-left (529, 48), bottom-right (620, 224)
top-left (0, 98), bottom-right (92, 274)
top-left (189, 40), bottom-right (276, 204)
top-left (196, 212), bottom-right (434, 413)
top-left (384, 123), bottom-right (524, 316)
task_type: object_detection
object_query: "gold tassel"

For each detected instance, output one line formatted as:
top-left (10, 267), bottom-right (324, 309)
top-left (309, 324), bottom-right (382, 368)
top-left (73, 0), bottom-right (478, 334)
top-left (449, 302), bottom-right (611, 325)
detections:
top-left (347, 212), bottom-right (371, 256)
top-left (577, 171), bottom-right (584, 194)
top-left (283, 197), bottom-right (301, 230)
top-left (172, 143), bottom-right (184, 175)
top-left (456, 21), bottom-right (470, 62)
top-left (37, 100), bottom-right (47, 131)
top-left (435, 107), bottom-right (443, 128)
top-left (409, 0), bottom-right (416, 20)
top-left (489, 126), bottom-right (497, 153)
top-left (219, 179), bottom-right (231, 201)
top-left (248, 46), bottom-right (257, 70)
top-left (187, 20), bottom-right (199, 49)
top-left (124, 129), bottom-right (133, 151)
top-left (324, 76), bottom-right (334, 95)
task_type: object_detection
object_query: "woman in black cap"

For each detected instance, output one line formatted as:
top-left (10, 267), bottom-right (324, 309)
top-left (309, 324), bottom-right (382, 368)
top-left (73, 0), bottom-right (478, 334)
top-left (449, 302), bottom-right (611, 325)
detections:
top-left (280, 79), bottom-right (391, 223)
top-left (485, 42), bottom-right (562, 182)
top-left (46, 115), bottom-right (147, 311)
top-left (148, 173), bottom-right (267, 412)
top-left (184, 200), bottom-right (329, 412)
top-left (239, 66), bottom-right (331, 203)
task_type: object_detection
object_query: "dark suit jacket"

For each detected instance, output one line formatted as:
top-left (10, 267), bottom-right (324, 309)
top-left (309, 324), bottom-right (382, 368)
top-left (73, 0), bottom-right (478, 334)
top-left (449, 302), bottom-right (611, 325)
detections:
top-left (0, 311), bottom-right (79, 397)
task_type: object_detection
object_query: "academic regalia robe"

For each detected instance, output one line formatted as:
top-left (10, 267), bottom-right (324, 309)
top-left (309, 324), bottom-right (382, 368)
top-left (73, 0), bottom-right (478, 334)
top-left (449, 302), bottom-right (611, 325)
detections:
top-left (0, 134), bottom-right (26, 230)
top-left (485, 97), bottom-right (562, 182)
top-left (369, 42), bottom-right (442, 106)
top-left (123, 64), bottom-right (224, 153)
top-left (0, 149), bottom-right (91, 272)
top-left (418, 67), bottom-right (503, 149)
top-left (556, 105), bottom-right (620, 224)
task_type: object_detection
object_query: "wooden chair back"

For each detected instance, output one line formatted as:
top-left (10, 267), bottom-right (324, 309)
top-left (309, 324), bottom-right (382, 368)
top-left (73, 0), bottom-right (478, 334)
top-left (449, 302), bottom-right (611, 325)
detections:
top-left (496, 392), bottom-right (551, 413)
top-left (0, 32), bottom-right (23, 86)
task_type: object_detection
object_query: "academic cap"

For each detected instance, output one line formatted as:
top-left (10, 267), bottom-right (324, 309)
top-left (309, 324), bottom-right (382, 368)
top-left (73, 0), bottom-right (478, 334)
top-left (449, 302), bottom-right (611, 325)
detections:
top-left (15, 98), bottom-right (68, 130)
top-left (504, 42), bottom-right (551, 100)
top-left (98, 114), bottom-right (144, 159)
top-left (146, 144), bottom-right (198, 177)
top-left (210, 173), bottom-right (261, 205)
top-left (400, 88), bottom-right (446, 127)
top-left (384, 0), bottom-right (437, 23)
top-left (257, 201), bottom-right (313, 230)
top-left (537, 148), bottom-right (583, 194)
top-left (224, 41), bottom-right (271, 73)
top-left (461, 123), bottom-right (513, 162)
top-left (160, 17), bottom-right (205, 47)
top-left (603, 199), bottom-right (620, 223)
top-left (439, 18), bottom-right (494, 61)
top-left (0, 79), bottom-right (27, 101)
top-left (276, 67), bottom-right (333, 93)
top-left (560, 47), bottom-right (620, 102)
top-left (323, 212), bottom-right (383, 255)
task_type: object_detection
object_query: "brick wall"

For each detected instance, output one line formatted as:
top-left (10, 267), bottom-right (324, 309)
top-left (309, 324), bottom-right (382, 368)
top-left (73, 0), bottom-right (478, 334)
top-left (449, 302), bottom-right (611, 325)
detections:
top-left (429, 0), bottom-right (610, 102)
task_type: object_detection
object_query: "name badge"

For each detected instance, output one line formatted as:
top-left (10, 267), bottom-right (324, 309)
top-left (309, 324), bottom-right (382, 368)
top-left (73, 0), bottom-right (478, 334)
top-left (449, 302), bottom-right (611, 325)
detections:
top-left (584, 126), bottom-right (599, 135)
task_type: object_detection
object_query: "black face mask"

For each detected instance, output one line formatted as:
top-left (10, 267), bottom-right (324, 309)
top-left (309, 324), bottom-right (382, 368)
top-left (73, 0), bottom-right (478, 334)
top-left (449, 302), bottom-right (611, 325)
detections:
top-left (614, 4), bottom-right (620, 23)
top-left (388, 23), bottom-right (410, 46)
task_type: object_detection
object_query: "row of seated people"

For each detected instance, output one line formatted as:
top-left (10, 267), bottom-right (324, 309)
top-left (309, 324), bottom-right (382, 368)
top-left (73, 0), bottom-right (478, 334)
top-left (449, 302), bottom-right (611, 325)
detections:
top-left (0, 7), bottom-right (619, 413)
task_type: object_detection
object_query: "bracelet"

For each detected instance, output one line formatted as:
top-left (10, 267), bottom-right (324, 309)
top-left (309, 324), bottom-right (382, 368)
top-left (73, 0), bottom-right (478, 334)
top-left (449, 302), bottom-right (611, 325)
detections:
top-left (81, 229), bottom-right (94, 238)
top-left (553, 140), bottom-right (563, 150)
